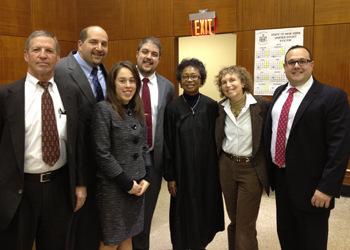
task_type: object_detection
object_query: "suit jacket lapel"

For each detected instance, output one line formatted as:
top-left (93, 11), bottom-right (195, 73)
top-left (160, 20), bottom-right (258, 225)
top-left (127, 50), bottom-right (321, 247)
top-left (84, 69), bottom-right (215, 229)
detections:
top-left (291, 78), bottom-right (319, 132)
top-left (56, 80), bottom-right (73, 138)
top-left (250, 102), bottom-right (263, 158)
top-left (156, 73), bottom-right (166, 111)
top-left (6, 79), bottom-right (26, 172)
top-left (68, 52), bottom-right (97, 106)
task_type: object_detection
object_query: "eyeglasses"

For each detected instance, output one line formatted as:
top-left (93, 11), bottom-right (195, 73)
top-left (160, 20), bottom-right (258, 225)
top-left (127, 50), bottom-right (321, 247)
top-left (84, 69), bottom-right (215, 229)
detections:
top-left (285, 59), bottom-right (311, 67)
top-left (181, 74), bottom-right (201, 81)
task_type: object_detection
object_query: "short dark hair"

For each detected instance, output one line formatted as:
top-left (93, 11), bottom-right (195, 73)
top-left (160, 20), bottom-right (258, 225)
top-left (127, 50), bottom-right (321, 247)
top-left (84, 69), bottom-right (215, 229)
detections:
top-left (105, 61), bottom-right (145, 123)
top-left (176, 58), bottom-right (207, 86)
top-left (25, 30), bottom-right (60, 54)
top-left (285, 45), bottom-right (313, 62)
top-left (137, 37), bottom-right (162, 56)
top-left (215, 65), bottom-right (253, 98)
top-left (79, 27), bottom-right (89, 43)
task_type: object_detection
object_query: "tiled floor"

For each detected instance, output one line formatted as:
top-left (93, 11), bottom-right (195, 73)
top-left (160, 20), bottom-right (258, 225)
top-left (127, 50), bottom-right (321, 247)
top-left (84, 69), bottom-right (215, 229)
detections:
top-left (150, 180), bottom-right (350, 250)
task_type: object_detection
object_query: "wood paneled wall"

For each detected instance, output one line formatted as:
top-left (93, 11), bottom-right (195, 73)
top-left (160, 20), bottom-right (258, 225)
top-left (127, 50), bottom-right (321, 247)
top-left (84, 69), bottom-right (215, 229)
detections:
top-left (0, 0), bottom-right (349, 183)
top-left (0, 0), bottom-right (78, 86)
top-left (237, 0), bottom-right (314, 31)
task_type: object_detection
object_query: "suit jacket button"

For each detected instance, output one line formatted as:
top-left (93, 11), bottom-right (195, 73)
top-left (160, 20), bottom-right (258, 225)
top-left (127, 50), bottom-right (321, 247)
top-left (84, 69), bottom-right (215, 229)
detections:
top-left (18, 189), bottom-right (23, 194)
top-left (133, 153), bottom-right (139, 160)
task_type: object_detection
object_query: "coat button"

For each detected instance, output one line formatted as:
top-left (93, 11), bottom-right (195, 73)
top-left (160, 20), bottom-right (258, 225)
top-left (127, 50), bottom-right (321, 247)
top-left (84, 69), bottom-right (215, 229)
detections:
top-left (133, 138), bottom-right (139, 144)
top-left (132, 124), bottom-right (137, 130)
top-left (18, 189), bottom-right (23, 194)
top-left (133, 153), bottom-right (139, 160)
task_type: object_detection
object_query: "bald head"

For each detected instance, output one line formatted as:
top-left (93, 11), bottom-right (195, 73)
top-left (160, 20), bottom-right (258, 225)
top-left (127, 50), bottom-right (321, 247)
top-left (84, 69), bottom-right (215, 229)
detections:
top-left (78, 26), bottom-right (108, 67)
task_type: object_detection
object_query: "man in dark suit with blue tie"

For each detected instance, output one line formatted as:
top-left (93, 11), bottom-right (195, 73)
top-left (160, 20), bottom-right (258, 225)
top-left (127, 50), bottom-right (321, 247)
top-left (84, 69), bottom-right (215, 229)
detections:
top-left (132, 37), bottom-right (175, 250)
top-left (55, 26), bottom-right (109, 250)
top-left (264, 45), bottom-right (350, 250)
top-left (0, 30), bottom-right (86, 250)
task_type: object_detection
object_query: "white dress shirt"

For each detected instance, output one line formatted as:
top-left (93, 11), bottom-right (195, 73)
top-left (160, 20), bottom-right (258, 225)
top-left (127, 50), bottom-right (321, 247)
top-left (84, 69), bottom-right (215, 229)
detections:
top-left (139, 72), bottom-right (158, 151)
top-left (24, 73), bottom-right (67, 173)
top-left (222, 93), bottom-right (256, 157)
top-left (270, 76), bottom-right (313, 167)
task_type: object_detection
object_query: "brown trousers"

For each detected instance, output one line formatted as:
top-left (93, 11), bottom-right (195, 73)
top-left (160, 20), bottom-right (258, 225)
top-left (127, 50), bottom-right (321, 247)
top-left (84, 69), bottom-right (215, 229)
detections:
top-left (219, 154), bottom-right (263, 250)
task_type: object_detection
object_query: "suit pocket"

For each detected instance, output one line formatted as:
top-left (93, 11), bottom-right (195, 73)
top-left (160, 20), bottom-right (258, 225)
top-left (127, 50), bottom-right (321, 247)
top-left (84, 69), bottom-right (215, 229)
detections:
top-left (58, 112), bottom-right (67, 141)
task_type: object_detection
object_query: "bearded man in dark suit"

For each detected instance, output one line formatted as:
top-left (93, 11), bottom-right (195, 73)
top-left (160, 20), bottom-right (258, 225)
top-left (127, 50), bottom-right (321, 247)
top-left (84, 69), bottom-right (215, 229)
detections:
top-left (132, 37), bottom-right (175, 250)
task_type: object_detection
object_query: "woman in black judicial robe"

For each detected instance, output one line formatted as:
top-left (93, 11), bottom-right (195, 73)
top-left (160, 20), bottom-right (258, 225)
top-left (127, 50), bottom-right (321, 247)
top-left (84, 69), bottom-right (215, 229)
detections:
top-left (164, 58), bottom-right (224, 250)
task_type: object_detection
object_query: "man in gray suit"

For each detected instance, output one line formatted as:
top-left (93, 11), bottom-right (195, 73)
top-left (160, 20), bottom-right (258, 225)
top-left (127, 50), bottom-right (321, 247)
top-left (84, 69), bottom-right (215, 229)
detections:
top-left (55, 26), bottom-right (109, 250)
top-left (133, 37), bottom-right (175, 250)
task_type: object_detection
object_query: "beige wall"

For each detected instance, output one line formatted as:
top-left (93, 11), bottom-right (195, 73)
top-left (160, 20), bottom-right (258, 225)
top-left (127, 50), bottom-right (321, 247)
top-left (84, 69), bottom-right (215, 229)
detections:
top-left (178, 33), bottom-right (237, 102)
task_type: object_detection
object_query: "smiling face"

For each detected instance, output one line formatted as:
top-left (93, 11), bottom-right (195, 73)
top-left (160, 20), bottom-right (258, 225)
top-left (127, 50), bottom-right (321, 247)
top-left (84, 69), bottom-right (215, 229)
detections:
top-left (115, 67), bottom-right (137, 104)
top-left (24, 36), bottom-right (60, 82)
top-left (180, 66), bottom-right (202, 96)
top-left (78, 27), bottom-right (108, 67)
top-left (283, 48), bottom-right (314, 87)
top-left (136, 42), bottom-right (161, 77)
top-left (220, 73), bottom-right (245, 102)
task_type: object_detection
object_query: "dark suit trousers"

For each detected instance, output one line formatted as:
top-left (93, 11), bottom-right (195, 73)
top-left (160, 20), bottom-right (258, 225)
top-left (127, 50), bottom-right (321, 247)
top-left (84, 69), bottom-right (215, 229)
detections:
top-left (274, 167), bottom-right (330, 250)
top-left (69, 183), bottom-right (100, 250)
top-left (133, 151), bottom-right (162, 250)
top-left (0, 167), bottom-right (73, 250)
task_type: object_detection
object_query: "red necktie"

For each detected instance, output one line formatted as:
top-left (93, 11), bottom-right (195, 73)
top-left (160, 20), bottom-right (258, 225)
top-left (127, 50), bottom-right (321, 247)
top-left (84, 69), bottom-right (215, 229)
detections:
top-left (38, 82), bottom-right (60, 166)
top-left (142, 78), bottom-right (152, 148)
top-left (275, 88), bottom-right (297, 168)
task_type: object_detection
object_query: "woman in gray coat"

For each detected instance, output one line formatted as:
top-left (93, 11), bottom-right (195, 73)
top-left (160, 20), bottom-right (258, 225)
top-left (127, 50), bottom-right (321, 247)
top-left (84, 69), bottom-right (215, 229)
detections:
top-left (91, 61), bottom-right (152, 250)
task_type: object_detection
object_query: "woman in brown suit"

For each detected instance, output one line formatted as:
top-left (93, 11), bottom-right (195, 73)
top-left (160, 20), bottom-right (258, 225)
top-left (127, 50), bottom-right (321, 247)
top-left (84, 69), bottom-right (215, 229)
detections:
top-left (215, 66), bottom-right (270, 250)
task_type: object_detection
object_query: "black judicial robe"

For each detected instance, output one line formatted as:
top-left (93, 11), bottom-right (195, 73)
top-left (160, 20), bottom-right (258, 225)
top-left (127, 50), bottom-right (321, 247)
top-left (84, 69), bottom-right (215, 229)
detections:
top-left (164, 94), bottom-right (224, 249)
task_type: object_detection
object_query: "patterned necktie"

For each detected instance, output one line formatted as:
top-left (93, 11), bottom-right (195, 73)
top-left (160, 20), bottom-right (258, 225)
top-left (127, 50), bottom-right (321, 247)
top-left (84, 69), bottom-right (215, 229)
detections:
top-left (275, 87), bottom-right (297, 168)
top-left (142, 78), bottom-right (152, 148)
top-left (38, 82), bottom-right (60, 167)
top-left (91, 67), bottom-right (104, 102)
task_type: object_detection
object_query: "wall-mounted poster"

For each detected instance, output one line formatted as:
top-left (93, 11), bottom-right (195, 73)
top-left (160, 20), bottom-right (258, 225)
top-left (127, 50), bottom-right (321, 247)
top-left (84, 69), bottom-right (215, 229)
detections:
top-left (254, 27), bottom-right (304, 95)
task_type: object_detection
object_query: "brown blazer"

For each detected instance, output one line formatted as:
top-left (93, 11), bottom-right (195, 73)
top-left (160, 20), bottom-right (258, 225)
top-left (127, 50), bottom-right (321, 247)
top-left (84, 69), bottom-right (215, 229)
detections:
top-left (215, 95), bottom-right (270, 194)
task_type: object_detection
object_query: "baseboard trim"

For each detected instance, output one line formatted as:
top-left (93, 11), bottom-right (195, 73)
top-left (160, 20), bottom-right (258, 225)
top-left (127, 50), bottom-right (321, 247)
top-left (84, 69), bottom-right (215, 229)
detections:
top-left (341, 184), bottom-right (350, 197)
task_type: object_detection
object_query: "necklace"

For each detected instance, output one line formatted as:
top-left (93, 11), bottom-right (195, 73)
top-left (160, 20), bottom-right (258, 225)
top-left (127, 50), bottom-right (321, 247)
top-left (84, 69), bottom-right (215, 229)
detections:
top-left (182, 94), bottom-right (201, 114)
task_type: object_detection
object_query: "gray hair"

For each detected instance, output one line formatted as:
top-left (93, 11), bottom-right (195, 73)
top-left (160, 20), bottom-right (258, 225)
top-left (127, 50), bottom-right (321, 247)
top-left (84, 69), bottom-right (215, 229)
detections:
top-left (25, 30), bottom-right (60, 54)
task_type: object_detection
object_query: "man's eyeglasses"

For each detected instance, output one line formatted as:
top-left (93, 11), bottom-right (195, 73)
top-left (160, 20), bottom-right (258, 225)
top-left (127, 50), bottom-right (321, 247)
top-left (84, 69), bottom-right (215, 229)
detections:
top-left (181, 75), bottom-right (201, 81)
top-left (285, 59), bottom-right (311, 67)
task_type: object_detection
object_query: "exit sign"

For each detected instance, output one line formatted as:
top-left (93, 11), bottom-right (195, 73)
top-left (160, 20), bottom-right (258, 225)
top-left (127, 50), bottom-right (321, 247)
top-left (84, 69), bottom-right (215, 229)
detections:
top-left (191, 18), bottom-right (216, 36)
top-left (189, 10), bottom-right (216, 37)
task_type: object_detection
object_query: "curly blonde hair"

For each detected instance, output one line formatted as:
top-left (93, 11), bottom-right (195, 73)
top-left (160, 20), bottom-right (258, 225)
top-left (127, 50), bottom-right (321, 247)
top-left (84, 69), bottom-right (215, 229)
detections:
top-left (214, 65), bottom-right (253, 98)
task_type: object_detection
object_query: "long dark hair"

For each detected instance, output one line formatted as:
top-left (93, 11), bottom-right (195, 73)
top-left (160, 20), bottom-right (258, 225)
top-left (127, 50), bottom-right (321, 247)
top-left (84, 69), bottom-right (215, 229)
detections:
top-left (105, 61), bottom-right (145, 123)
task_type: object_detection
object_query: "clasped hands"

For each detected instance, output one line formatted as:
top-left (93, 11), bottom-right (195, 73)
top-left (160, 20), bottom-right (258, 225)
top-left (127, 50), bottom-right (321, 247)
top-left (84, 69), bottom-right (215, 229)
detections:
top-left (128, 180), bottom-right (150, 196)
